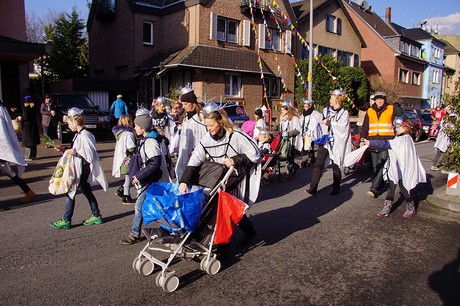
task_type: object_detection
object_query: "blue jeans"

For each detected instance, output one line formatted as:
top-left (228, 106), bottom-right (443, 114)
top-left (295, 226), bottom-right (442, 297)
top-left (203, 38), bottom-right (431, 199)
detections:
top-left (64, 172), bottom-right (100, 222)
top-left (131, 185), bottom-right (148, 236)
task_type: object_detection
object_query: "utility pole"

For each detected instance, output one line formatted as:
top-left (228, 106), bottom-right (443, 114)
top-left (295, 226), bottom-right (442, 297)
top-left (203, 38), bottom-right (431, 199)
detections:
top-left (308, 0), bottom-right (313, 101)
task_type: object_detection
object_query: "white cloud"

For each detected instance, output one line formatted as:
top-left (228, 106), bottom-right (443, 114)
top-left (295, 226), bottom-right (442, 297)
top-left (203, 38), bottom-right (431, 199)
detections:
top-left (425, 12), bottom-right (460, 35)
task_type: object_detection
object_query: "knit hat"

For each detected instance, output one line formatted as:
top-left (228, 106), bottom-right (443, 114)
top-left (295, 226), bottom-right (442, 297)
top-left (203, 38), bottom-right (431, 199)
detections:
top-left (179, 86), bottom-right (197, 103)
top-left (134, 115), bottom-right (152, 131)
top-left (25, 96), bottom-right (32, 103)
top-left (117, 94), bottom-right (123, 99)
top-left (374, 92), bottom-right (386, 99)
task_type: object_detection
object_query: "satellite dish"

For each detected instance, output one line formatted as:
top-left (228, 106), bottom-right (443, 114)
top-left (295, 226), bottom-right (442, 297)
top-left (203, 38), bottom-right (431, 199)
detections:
top-left (360, 0), bottom-right (371, 11)
top-left (355, 0), bottom-right (364, 6)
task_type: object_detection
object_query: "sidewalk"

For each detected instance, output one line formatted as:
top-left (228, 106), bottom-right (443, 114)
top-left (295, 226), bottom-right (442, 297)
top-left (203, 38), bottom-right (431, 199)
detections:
top-left (426, 186), bottom-right (460, 212)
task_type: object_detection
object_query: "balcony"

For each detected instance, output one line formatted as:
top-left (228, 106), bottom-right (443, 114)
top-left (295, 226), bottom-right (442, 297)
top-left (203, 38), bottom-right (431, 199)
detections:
top-left (241, 0), bottom-right (270, 15)
top-left (94, 0), bottom-right (116, 23)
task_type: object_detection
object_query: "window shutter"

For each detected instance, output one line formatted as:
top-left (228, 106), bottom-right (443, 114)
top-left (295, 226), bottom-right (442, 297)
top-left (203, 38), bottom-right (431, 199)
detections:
top-left (258, 24), bottom-right (266, 49)
top-left (284, 30), bottom-right (292, 54)
top-left (210, 12), bottom-right (217, 40)
top-left (243, 20), bottom-right (251, 46)
top-left (337, 18), bottom-right (342, 35)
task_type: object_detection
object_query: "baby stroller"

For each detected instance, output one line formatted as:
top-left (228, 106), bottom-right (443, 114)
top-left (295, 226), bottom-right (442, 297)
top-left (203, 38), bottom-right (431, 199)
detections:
top-left (132, 166), bottom-right (240, 292)
top-left (260, 132), bottom-right (287, 186)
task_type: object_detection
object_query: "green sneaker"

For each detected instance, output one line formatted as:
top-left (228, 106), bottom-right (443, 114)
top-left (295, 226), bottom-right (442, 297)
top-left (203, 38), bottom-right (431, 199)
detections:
top-left (50, 218), bottom-right (71, 229)
top-left (83, 215), bottom-right (103, 226)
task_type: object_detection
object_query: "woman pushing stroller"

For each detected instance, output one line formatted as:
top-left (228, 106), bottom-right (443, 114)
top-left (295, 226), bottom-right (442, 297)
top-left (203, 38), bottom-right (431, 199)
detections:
top-left (178, 103), bottom-right (261, 256)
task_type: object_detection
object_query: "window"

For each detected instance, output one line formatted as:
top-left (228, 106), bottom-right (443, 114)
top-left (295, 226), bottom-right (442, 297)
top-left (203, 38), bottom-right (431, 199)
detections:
top-left (434, 47), bottom-right (441, 59)
top-left (400, 41), bottom-right (409, 54)
top-left (325, 14), bottom-right (342, 35)
top-left (353, 54), bottom-right (359, 67)
top-left (410, 45), bottom-right (420, 57)
top-left (217, 17), bottom-right (238, 43)
top-left (225, 74), bottom-right (241, 97)
top-left (433, 70), bottom-right (440, 83)
top-left (399, 68), bottom-right (409, 83)
top-left (143, 21), bottom-right (153, 45)
top-left (412, 72), bottom-right (421, 85)
top-left (116, 65), bottom-right (128, 80)
top-left (265, 28), bottom-right (281, 51)
top-left (337, 50), bottom-right (352, 66)
top-left (267, 77), bottom-right (280, 98)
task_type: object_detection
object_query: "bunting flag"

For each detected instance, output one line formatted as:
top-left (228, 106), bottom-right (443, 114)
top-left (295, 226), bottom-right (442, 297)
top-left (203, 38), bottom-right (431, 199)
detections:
top-left (271, 0), bottom-right (357, 109)
top-left (248, 0), bottom-right (270, 106)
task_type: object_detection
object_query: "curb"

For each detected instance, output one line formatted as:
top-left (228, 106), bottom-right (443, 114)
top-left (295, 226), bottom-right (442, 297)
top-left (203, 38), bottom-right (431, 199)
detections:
top-left (425, 187), bottom-right (460, 212)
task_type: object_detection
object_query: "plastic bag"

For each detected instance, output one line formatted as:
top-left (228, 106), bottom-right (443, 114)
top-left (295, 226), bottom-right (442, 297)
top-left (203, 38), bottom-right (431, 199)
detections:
top-left (214, 191), bottom-right (248, 245)
top-left (279, 138), bottom-right (291, 161)
top-left (49, 154), bottom-right (75, 195)
top-left (142, 182), bottom-right (205, 233)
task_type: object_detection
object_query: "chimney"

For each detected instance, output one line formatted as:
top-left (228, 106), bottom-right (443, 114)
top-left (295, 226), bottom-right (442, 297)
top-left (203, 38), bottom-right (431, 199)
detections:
top-left (385, 7), bottom-right (391, 23)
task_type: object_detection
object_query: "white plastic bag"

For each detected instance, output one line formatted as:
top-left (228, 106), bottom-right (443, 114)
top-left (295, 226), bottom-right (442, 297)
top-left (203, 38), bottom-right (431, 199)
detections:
top-left (49, 154), bottom-right (75, 195)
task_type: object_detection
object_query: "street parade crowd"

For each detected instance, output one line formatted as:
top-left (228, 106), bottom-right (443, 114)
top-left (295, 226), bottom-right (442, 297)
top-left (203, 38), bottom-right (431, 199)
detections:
top-left (0, 88), bottom-right (455, 257)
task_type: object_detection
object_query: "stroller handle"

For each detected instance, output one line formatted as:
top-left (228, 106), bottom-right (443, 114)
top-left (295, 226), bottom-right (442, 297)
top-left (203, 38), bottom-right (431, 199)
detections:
top-left (209, 166), bottom-right (235, 195)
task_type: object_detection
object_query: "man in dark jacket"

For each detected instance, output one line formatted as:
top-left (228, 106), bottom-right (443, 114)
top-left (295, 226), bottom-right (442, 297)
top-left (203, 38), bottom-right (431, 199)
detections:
top-left (19, 96), bottom-right (40, 161)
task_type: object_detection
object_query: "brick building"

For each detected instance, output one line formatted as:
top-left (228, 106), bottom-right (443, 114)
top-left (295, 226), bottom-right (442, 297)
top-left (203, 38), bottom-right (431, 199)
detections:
top-left (87, 0), bottom-right (297, 115)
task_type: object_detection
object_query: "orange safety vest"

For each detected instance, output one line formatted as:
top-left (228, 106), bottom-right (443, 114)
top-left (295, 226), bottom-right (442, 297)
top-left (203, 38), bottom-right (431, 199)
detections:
top-left (367, 105), bottom-right (395, 137)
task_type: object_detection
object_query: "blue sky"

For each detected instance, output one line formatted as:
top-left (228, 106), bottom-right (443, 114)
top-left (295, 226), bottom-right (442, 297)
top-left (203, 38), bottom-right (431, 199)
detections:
top-left (24, 0), bottom-right (460, 34)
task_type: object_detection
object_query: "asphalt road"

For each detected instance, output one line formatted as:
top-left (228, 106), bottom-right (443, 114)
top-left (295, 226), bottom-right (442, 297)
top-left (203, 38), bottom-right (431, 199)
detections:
top-left (1, 138), bottom-right (459, 305)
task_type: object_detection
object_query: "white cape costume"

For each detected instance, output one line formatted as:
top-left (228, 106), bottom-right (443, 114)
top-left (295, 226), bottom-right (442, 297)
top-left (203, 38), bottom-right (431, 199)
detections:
top-left (0, 105), bottom-right (26, 176)
top-left (112, 130), bottom-right (136, 177)
top-left (385, 134), bottom-right (426, 191)
top-left (299, 109), bottom-right (323, 151)
top-left (324, 107), bottom-right (351, 169)
top-left (175, 113), bottom-right (207, 180)
top-left (68, 129), bottom-right (108, 199)
top-left (188, 130), bottom-right (261, 206)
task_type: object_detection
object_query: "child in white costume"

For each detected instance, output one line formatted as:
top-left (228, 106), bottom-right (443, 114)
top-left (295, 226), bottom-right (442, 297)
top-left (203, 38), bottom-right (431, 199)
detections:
top-left (112, 114), bottom-right (137, 204)
top-left (50, 107), bottom-right (108, 229)
top-left (364, 117), bottom-right (426, 218)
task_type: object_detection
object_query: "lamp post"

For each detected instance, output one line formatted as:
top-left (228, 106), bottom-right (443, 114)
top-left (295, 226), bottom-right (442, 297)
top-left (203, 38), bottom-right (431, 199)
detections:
top-left (308, 0), bottom-right (313, 101)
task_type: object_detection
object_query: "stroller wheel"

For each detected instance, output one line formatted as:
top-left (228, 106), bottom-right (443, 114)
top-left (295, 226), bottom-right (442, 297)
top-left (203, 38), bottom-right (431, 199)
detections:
top-left (156, 272), bottom-right (179, 293)
top-left (344, 167), bottom-right (351, 175)
top-left (136, 258), bottom-right (155, 276)
top-left (200, 257), bottom-right (221, 275)
top-left (279, 174), bottom-right (288, 183)
top-left (260, 178), bottom-right (268, 187)
top-left (132, 257), bottom-right (140, 271)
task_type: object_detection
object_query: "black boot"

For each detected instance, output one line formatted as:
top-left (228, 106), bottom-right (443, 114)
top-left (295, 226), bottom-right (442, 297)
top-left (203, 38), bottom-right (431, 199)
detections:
top-left (238, 215), bottom-right (257, 246)
top-left (305, 184), bottom-right (317, 195)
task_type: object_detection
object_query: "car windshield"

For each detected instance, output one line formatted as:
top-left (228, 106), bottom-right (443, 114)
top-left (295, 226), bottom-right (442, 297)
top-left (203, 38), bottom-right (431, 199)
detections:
top-left (56, 95), bottom-right (96, 109)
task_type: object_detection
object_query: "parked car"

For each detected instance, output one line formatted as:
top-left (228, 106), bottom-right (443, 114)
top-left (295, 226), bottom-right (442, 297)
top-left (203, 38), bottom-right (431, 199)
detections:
top-left (49, 93), bottom-right (112, 143)
top-left (418, 112), bottom-right (434, 138)
top-left (215, 102), bottom-right (249, 127)
top-left (401, 109), bottom-right (423, 142)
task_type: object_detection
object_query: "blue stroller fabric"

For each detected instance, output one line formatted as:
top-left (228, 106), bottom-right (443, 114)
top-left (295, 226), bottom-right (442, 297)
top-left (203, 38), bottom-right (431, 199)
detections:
top-left (142, 182), bottom-right (205, 233)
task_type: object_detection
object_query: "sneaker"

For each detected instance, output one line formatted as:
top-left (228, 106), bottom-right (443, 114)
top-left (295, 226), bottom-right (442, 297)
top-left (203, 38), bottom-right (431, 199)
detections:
top-left (115, 186), bottom-right (124, 199)
top-left (83, 215), bottom-right (103, 226)
top-left (403, 209), bottom-right (416, 218)
top-left (50, 218), bottom-right (71, 229)
top-left (441, 169), bottom-right (450, 174)
top-left (21, 190), bottom-right (37, 204)
top-left (367, 190), bottom-right (377, 198)
top-left (119, 233), bottom-right (142, 245)
top-left (431, 166), bottom-right (440, 171)
top-left (121, 195), bottom-right (136, 204)
top-left (376, 200), bottom-right (393, 218)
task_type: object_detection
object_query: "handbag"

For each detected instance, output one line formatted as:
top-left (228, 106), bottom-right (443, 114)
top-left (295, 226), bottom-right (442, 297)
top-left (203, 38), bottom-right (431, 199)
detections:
top-left (120, 155), bottom-right (131, 175)
top-left (49, 154), bottom-right (75, 195)
top-left (198, 161), bottom-right (226, 188)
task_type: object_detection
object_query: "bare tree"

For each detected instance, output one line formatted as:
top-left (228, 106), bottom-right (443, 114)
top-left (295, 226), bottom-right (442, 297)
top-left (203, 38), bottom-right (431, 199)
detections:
top-left (26, 9), bottom-right (64, 43)
top-left (368, 75), bottom-right (401, 104)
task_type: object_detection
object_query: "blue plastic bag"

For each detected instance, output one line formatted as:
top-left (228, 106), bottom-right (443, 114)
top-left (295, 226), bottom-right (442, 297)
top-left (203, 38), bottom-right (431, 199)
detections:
top-left (142, 182), bottom-right (205, 233)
